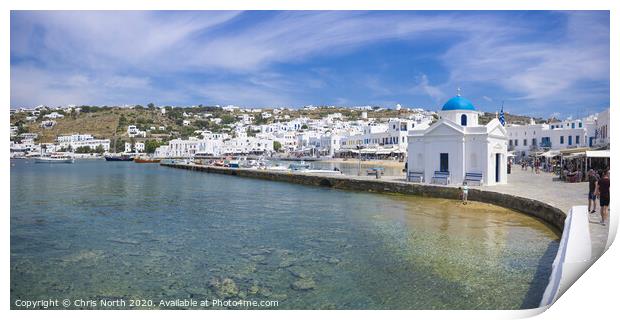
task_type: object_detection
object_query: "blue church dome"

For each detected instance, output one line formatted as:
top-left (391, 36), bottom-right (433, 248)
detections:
top-left (442, 95), bottom-right (476, 111)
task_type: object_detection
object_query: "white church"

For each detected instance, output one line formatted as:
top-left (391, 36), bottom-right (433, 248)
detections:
top-left (407, 91), bottom-right (508, 186)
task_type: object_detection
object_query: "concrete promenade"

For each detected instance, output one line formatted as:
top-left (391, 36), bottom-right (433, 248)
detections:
top-left (477, 169), bottom-right (609, 261)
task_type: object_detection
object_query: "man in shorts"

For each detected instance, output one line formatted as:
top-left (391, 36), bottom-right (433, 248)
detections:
top-left (595, 170), bottom-right (610, 226)
top-left (588, 169), bottom-right (599, 213)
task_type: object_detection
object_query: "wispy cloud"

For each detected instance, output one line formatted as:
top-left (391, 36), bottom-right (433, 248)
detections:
top-left (10, 11), bottom-right (609, 117)
top-left (411, 73), bottom-right (445, 103)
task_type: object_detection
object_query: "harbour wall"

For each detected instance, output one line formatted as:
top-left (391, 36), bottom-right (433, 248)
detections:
top-left (161, 163), bottom-right (566, 232)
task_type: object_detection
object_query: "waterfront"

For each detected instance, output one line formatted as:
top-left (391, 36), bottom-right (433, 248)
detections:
top-left (11, 159), bottom-right (559, 309)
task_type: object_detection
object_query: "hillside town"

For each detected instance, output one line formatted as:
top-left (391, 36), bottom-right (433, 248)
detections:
top-left (9, 96), bottom-right (610, 183)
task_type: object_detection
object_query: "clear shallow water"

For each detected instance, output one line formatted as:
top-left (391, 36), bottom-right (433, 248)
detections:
top-left (11, 159), bottom-right (559, 309)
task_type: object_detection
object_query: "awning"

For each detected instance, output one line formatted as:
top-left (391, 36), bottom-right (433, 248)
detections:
top-left (586, 150), bottom-right (610, 158)
top-left (560, 147), bottom-right (590, 155)
top-left (563, 152), bottom-right (586, 160)
top-left (360, 148), bottom-right (377, 154)
top-left (540, 150), bottom-right (561, 158)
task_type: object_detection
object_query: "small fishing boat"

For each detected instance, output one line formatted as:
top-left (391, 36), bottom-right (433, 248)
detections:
top-left (34, 154), bottom-right (74, 164)
top-left (266, 165), bottom-right (290, 171)
top-left (288, 161), bottom-right (310, 171)
top-left (134, 157), bottom-right (161, 163)
top-left (300, 169), bottom-right (342, 175)
top-left (212, 160), bottom-right (226, 167)
top-left (105, 154), bottom-right (134, 161)
top-left (228, 160), bottom-right (240, 168)
top-left (366, 167), bottom-right (385, 176)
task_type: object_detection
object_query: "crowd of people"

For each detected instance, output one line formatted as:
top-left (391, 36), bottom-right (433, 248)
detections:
top-left (514, 158), bottom-right (557, 174)
top-left (512, 156), bottom-right (610, 227)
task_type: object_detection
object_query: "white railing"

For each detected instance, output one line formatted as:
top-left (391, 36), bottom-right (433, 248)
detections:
top-left (540, 205), bottom-right (592, 307)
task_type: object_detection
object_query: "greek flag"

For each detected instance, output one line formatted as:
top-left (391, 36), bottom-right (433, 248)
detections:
top-left (499, 105), bottom-right (506, 126)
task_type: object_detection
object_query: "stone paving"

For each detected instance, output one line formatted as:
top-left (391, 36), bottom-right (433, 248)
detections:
top-left (478, 168), bottom-right (609, 260)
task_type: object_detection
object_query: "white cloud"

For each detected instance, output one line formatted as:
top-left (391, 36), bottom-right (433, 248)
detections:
top-left (411, 74), bottom-right (445, 103)
top-left (10, 11), bottom-right (609, 112)
top-left (441, 11), bottom-right (609, 110)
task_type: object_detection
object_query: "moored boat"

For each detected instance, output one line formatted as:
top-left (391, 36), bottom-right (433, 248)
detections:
top-left (366, 167), bottom-right (385, 175)
top-left (288, 161), bottom-right (310, 171)
top-left (267, 165), bottom-right (290, 171)
top-left (300, 169), bottom-right (342, 175)
top-left (104, 154), bottom-right (134, 161)
top-left (134, 157), bottom-right (161, 163)
top-left (34, 154), bottom-right (74, 164)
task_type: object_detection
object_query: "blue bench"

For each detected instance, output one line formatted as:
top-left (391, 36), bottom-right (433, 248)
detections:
top-left (464, 172), bottom-right (483, 185)
top-left (407, 171), bottom-right (424, 183)
top-left (432, 171), bottom-right (450, 185)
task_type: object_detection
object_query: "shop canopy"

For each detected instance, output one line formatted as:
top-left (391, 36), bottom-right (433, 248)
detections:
top-left (560, 147), bottom-right (590, 155)
top-left (540, 150), bottom-right (561, 158)
top-left (563, 152), bottom-right (586, 160)
top-left (586, 150), bottom-right (610, 158)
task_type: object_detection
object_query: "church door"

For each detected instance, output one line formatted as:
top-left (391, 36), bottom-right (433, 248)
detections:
top-left (495, 153), bottom-right (501, 183)
top-left (440, 153), bottom-right (449, 172)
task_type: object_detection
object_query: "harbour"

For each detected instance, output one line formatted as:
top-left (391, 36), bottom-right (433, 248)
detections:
top-left (11, 159), bottom-right (560, 309)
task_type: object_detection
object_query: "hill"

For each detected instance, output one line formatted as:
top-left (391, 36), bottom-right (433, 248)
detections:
top-left (11, 105), bottom-right (547, 145)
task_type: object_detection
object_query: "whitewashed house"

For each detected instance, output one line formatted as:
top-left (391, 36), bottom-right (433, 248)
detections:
top-left (57, 134), bottom-right (110, 152)
top-left (127, 125), bottom-right (146, 137)
top-left (407, 93), bottom-right (508, 186)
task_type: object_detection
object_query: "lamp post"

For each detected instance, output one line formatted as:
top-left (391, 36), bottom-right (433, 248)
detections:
top-left (356, 145), bottom-right (362, 176)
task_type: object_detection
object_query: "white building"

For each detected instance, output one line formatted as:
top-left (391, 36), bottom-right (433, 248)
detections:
top-left (43, 112), bottom-right (64, 119)
top-left (40, 120), bottom-right (56, 129)
top-left (407, 93), bottom-right (508, 186)
top-left (339, 118), bottom-right (425, 157)
top-left (57, 134), bottom-right (110, 152)
top-left (127, 125), bottom-right (146, 137)
top-left (505, 107), bottom-right (610, 160)
top-left (507, 121), bottom-right (587, 160)
top-left (593, 109), bottom-right (610, 147)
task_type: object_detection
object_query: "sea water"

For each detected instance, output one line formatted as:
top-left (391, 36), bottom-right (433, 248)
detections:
top-left (10, 159), bottom-right (559, 309)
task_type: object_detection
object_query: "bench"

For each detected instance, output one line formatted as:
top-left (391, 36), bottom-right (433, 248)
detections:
top-left (431, 171), bottom-right (450, 185)
top-left (464, 172), bottom-right (483, 185)
top-left (407, 171), bottom-right (424, 183)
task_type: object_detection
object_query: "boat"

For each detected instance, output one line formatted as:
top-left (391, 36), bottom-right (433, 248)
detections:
top-left (300, 169), bottom-right (342, 175)
top-left (266, 165), bottom-right (290, 171)
top-left (212, 160), bottom-right (225, 167)
top-left (134, 157), bottom-right (161, 163)
top-left (366, 167), bottom-right (385, 176)
top-left (34, 154), bottom-right (74, 164)
top-left (105, 154), bottom-right (134, 161)
top-left (288, 161), bottom-right (310, 171)
top-left (228, 160), bottom-right (240, 168)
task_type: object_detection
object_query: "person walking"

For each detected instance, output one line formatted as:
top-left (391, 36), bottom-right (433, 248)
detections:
top-left (595, 170), bottom-right (610, 226)
top-left (461, 181), bottom-right (469, 205)
top-left (588, 169), bottom-right (599, 213)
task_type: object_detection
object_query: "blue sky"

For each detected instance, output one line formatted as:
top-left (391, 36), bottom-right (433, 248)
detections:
top-left (10, 10), bottom-right (609, 118)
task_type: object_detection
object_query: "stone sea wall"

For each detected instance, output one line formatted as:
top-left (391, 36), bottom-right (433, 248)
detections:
top-left (161, 163), bottom-right (565, 232)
